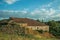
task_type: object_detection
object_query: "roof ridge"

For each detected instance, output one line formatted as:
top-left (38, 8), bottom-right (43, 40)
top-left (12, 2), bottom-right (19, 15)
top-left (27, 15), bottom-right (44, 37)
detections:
top-left (9, 17), bottom-right (48, 26)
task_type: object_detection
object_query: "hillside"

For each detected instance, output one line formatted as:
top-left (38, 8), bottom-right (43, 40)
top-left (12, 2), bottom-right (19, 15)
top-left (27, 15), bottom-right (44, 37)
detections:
top-left (0, 19), bottom-right (59, 40)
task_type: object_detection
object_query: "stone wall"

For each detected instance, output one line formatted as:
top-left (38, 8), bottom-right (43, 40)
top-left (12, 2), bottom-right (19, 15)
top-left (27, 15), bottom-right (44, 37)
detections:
top-left (27, 26), bottom-right (49, 32)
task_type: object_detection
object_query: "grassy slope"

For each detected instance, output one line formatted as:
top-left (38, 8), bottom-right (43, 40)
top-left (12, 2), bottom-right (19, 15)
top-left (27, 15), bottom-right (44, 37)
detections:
top-left (0, 32), bottom-right (59, 40)
top-left (0, 26), bottom-right (59, 40)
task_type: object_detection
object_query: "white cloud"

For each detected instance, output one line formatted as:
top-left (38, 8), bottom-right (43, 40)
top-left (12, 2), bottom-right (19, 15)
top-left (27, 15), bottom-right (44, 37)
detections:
top-left (48, 8), bottom-right (55, 16)
top-left (20, 8), bottom-right (29, 14)
top-left (31, 8), bottom-right (55, 16)
top-left (0, 9), bottom-right (28, 14)
top-left (40, 0), bottom-right (59, 9)
top-left (30, 8), bottom-right (57, 20)
top-left (51, 14), bottom-right (60, 18)
top-left (40, 1), bottom-right (53, 8)
top-left (20, 10), bottom-right (28, 14)
top-left (31, 9), bottom-right (41, 15)
top-left (4, 0), bottom-right (19, 4)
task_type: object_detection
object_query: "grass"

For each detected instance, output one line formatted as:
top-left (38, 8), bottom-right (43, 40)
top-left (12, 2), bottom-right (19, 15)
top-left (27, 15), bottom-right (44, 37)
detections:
top-left (0, 32), bottom-right (59, 40)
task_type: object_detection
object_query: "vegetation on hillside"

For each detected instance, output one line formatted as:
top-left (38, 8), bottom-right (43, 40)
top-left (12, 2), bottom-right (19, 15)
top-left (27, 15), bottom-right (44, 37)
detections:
top-left (45, 20), bottom-right (60, 38)
top-left (0, 19), bottom-right (60, 40)
top-left (37, 19), bottom-right (60, 38)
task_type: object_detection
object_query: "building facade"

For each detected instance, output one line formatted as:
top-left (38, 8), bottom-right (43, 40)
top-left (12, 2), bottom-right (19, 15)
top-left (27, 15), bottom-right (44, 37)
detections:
top-left (3, 17), bottom-right (49, 32)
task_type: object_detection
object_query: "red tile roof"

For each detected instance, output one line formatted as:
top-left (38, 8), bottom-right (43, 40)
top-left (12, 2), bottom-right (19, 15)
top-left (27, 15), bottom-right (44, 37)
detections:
top-left (10, 17), bottom-right (47, 26)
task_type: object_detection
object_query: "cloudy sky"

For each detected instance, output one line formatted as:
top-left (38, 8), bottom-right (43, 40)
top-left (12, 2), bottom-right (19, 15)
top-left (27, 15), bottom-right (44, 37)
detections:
top-left (0, 0), bottom-right (60, 21)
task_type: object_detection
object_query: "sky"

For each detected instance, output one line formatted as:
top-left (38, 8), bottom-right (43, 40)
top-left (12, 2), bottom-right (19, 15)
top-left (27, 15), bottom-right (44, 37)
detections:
top-left (0, 0), bottom-right (60, 21)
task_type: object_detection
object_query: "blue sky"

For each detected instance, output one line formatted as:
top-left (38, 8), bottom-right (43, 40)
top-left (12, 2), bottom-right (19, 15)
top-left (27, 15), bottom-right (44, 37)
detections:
top-left (0, 0), bottom-right (60, 21)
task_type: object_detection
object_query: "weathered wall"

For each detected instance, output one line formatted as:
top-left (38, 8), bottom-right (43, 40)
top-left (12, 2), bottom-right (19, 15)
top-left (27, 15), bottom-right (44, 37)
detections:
top-left (27, 26), bottom-right (49, 32)
top-left (14, 23), bottom-right (49, 32)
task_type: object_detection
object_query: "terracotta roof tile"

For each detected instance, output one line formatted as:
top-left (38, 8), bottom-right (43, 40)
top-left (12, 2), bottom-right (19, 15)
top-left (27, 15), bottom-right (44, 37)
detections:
top-left (10, 17), bottom-right (47, 26)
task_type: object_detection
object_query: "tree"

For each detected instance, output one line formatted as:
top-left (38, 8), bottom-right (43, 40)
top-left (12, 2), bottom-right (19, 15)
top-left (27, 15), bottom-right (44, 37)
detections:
top-left (48, 20), bottom-right (60, 37)
top-left (36, 19), bottom-right (40, 22)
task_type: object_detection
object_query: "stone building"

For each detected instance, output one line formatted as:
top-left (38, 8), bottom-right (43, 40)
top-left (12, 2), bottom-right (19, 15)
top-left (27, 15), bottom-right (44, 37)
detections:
top-left (8, 17), bottom-right (49, 32)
